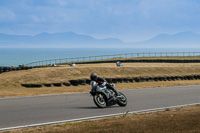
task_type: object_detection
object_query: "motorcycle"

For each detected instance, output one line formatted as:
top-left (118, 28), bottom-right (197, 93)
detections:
top-left (90, 81), bottom-right (127, 108)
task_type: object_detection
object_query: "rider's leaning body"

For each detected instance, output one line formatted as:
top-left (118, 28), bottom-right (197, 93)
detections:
top-left (90, 73), bottom-right (119, 96)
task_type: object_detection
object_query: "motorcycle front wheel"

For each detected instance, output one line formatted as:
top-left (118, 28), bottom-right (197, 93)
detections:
top-left (117, 92), bottom-right (127, 106)
top-left (93, 93), bottom-right (107, 108)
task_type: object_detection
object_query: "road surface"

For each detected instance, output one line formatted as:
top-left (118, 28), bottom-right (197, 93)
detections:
top-left (0, 85), bottom-right (200, 130)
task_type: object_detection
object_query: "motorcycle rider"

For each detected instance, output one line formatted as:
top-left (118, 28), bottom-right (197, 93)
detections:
top-left (90, 73), bottom-right (119, 96)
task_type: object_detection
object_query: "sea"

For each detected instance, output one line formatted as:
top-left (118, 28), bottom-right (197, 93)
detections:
top-left (1, 48), bottom-right (200, 66)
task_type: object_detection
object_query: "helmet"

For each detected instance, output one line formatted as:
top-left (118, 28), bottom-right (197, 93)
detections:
top-left (90, 73), bottom-right (98, 81)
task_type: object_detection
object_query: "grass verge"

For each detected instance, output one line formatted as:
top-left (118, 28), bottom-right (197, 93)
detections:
top-left (3, 105), bottom-right (200, 133)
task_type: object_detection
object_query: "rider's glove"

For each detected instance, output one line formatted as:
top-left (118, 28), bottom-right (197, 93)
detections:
top-left (101, 82), bottom-right (106, 86)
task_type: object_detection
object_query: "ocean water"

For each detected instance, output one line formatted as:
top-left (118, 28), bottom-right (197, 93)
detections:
top-left (1, 48), bottom-right (200, 66)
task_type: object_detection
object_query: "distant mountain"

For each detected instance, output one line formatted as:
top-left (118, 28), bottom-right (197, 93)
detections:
top-left (0, 32), bottom-right (124, 48)
top-left (130, 31), bottom-right (200, 48)
top-left (0, 31), bottom-right (200, 48)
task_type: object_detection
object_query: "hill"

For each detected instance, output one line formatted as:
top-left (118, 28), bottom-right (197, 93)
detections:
top-left (130, 31), bottom-right (200, 48)
top-left (0, 31), bottom-right (200, 48)
top-left (0, 32), bottom-right (124, 48)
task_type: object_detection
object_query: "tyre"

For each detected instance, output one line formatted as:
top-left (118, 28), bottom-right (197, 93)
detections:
top-left (86, 79), bottom-right (91, 84)
top-left (93, 93), bottom-right (107, 108)
top-left (63, 82), bottom-right (71, 86)
top-left (154, 77), bottom-right (159, 81)
top-left (31, 84), bottom-right (42, 88)
top-left (105, 78), bottom-right (112, 83)
top-left (69, 80), bottom-right (79, 86)
top-left (117, 78), bottom-right (123, 83)
top-left (78, 79), bottom-right (86, 85)
top-left (150, 77), bottom-right (154, 81)
top-left (128, 78), bottom-right (133, 82)
top-left (112, 78), bottom-right (118, 83)
top-left (52, 83), bottom-right (62, 87)
top-left (123, 78), bottom-right (129, 83)
top-left (117, 92), bottom-right (127, 107)
top-left (134, 77), bottom-right (140, 82)
top-left (21, 84), bottom-right (32, 88)
top-left (44, 83), bottom-right (52, 87)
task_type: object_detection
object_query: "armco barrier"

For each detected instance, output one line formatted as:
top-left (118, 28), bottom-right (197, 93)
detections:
top-left (76, 59), bottom-right (200, 65)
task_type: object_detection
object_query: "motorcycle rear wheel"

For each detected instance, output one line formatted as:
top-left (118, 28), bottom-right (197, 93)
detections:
top-left (117, 92), bottom-right (127, 106)
top-left (93, 93), bottom-right (107, 108)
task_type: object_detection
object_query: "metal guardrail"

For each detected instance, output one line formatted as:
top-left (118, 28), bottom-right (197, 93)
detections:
top-left (25, 52), bottom-right (200, 67)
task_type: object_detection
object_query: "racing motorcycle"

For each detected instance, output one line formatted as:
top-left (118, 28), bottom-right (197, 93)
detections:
top-left (90, 81), bottom-right (127, 108)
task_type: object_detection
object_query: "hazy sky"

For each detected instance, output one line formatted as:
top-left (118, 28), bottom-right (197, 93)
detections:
top-left (0, 0), bottom-right (200, 42)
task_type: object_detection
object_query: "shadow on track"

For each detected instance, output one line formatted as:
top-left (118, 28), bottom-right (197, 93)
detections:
top-left (74, 105), bottom-right (120, 110)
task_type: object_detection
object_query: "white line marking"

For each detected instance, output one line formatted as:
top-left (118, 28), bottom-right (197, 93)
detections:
top-left (1, 102), bottom-right (200, 131)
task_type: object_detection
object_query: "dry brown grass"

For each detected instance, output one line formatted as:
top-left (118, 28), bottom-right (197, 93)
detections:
top-left (1, 62), bottom-right (200, 97)
top-left (1, 80), bottom-right (200, 98)
top-left (3, 105), bottom-right (200, 133)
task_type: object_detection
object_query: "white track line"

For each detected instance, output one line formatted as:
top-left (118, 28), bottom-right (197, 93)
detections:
top-left (1, 102), bottom-right (200, 131)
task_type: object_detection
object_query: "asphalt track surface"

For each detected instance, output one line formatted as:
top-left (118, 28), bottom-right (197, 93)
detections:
top-left (1, 85), bottom-right (200, 130)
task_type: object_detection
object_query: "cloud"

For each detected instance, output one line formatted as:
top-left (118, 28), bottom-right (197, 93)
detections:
top-left (56, 0), bottom-right (68, 6)
top-left (0, 0), bottom-right (200, 41)
top-left (0, 9), bottom-right (16, 21)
